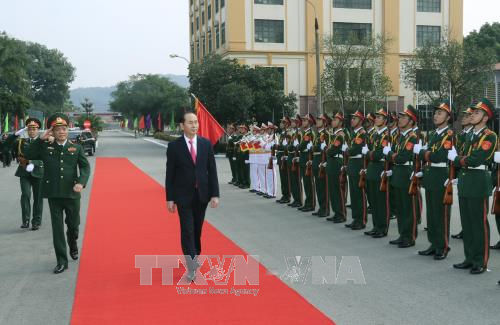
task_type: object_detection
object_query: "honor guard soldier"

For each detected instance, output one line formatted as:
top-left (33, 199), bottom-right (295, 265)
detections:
top-left (449, 99), bottom-right (497, 274)
top-left (415, 100), bottom-right (455, 260)
top-left (276, 117), bottom-right (292, 204)
top-left (326, 112), bottom-right (348, 223)
top-left (298, 114), bottom-right (316, 212)
top-left (24, 113), bottom-right (90, 274)
top-left (343, 110), bottom-right (367, 230)
top-left (263, 122), bottom-right (278, 199)
top-left (388, 111), bottom-right (399, 220)
top-left (288, 115), bottom-right (303, 208)
top-left (235, 124), bottom-right (251, 189)
top-left (384, 105), bottom-right (419, 248)
top-left (365, 113), bottom-right (377, 149)
top-left (312, 114), bottom-right (331, 218)
top-left (1, 133), bottom-right (13, 167)
top-left (10, 118), bottom-right (45, 230)
top-left (226, 124), bottom-right (237, 185)
top-left (248, 125), bottom-right (263, 194)
top-left (362, 109), bottom-right (390, 237)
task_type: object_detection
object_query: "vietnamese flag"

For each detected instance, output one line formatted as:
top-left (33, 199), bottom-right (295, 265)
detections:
top-left (193, 95), bottom-right (225, 145)
top-left (138, 115), bottom-right (145, 129)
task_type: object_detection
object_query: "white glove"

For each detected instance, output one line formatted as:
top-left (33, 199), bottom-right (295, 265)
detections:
top-left (361, 145), bottom-right (369, 155)
top-left (322, 162), bottom-right (328, 167)
top-left (494, 152), bottom-right (500, 164)
top-left (452, 178), bottom-right (458, 185)
top-left (341, 144), bottom-right (348, 152)
top-left (386, 170), bottom-right (393, 177)
top-left (413, 143), bottom-right (422, 154)
top-left (447, 146), bottom-right (457, 161)
top-left (422, 144), bottom-right (428, 150)
top-left (293, 139), bottom-right (299, 147)
top-left (306, 142), bottom-right (313, 150)
top-left (244, 160), bottom-right (250, 164)
top-left (415, 172), bottom-right (423, 178)
top-left (15, 127), bottom-right (27, 136)
top-left (306, 161), bottom-right (312, 166)
top-left (283, 139), bottom-right (288, 146)
top-left (359, 169), bottom-right (366, 175)
top-left (320, 142), bottom-right (326, 150)
top-left (383, 145), bottom-right (392, 156)
top-left (26, 163), bottom-right (34, 172)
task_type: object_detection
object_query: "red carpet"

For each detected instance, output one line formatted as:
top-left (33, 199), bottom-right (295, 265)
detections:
top-left (71, 158), bottom-right (334, 324)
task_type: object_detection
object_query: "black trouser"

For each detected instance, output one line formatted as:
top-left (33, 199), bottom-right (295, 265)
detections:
top-left (177, 190), bottom-right (209, 270)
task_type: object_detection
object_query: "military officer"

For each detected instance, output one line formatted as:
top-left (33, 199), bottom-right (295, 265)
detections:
top-left (312, 114), bottom-right (331, 218)
top-left (24, 113), bottom-right (90, 274)
top-left (10, 118), bottom-right (45, 230)
top-left (1, 133), bottom-right (13, 167)
top-left (263, 122), bottom-right (277, 199)
top-left (449, 99), bottom-right (497, 274)
top-left (343, 110), bottom-right (367, 230)
top-left (362, 108), bottom-right (390, 237)
top-left (415, 100), bottom-right (455, 260)
top-left (226, 124), bottom-right (237, 185)
top-left (287, 115), bottom-right (303, 208)
top-left (326, 112), bottom-right (348, 223)
top-left (235, 124), bottom-right (251, 189)
top-left (388, 112), bottom-right (399, 220)
top-left (276, 117), bottom-right (291, 204)
top-left (249, 125), bottom-right (262, 194)
top-left (298, 114), bottom-right (316, 212)
top-left (384, 105), bottom-right (419, 248)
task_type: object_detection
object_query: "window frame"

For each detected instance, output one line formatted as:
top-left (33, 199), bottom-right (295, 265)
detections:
top-left (254, 19), bottom-right (285, 43)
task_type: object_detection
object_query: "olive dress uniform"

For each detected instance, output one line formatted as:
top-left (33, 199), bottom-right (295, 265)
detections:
top-left (326, 125), bottom-right (347, 222)
top-left (299, 122), bottom-right (316, 212)
top-left (313, 126), bottom-right (330, 217)
top-left (287, 128), bottom-right (303, 207)
top-left (226, 131), bottom-right (237, 184)
top-left (276, 125), bottom-right (291, 203)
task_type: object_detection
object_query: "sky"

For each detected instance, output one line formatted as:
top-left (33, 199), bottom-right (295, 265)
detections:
top-left (0, 0), bottom-right (497, 89)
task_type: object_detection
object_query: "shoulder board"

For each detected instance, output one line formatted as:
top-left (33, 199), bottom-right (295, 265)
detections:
top-left (358, 129), bottom-right (366, 134)
top-left (484, 129), bottom-right (494, 136)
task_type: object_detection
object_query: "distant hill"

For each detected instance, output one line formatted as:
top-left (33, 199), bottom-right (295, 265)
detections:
top-left (70, 74), bottom-right (189, 113)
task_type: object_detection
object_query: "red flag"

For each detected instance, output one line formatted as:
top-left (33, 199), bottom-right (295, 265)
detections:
top-left (138, 115), bottom-right (145, 129)
top-left (195, 98), bottom-right (225, 145)
top-left (14, 114), bottom-right (19, 130)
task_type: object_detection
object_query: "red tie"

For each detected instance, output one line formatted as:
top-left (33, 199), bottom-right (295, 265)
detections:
top-left (189, 140), bottom-right (196, 164)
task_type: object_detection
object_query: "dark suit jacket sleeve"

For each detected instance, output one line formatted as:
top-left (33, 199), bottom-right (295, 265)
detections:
top-left (165, 142), bottom-right (176, 201)
top-left (207, 140), bottom-right (220, 198)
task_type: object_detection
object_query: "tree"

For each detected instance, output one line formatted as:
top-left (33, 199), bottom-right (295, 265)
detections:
top-left (321, 34), bottom-right (393, 114)
top-left (401, 33), bottom-right (496, 111)
top-left (81, 98), bottom-right (94, 116)
top-left (465, 22), bottom-right (500, 62)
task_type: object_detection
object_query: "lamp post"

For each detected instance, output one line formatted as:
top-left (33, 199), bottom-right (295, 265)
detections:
top-left (169, 54), bottom-right (190, 64)
top-left (305, 0), bottom-right (322, 115)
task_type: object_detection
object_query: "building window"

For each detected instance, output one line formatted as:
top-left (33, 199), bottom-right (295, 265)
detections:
top-left (208, 4), bottom-right (211, 20)
top-left (191, 21), bottom-right (194, 35)
top-left (255, 19), bottom-right (284, 43)
top-left (417, 25), bottom-right (441, 47)
top-left (196, 43), bottom-right (200, 60)
top-left (216, 27), bottom-right (220, 49)
top-left (221, 22), bottom-right (226, 45)
top-left (202, 11), bottom-right (205, 25)
top-left (254, 0), bottom-right (283, 4)
top-left (190, 45), bottom-right (194, 61)
top-left (417, 0), bottom-right (441, 12)
top-left (221, 0), bottom-right (225, 8)
top-left (416, 69), bottom-right (440, 91)
top-left (333, 22), bottom-right (372, 45)
top-left (333, 0), bottom-right (371, 9)
top-left (215, 0), bottom-right (219, 13)
top-left (208, 33), bottom-right (213, 52)
top-left (196, 16), bottom-right (199, 30)
top-left (202, 38), bottom-right (206, 57)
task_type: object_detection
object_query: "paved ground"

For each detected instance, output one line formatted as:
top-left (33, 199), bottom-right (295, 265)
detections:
top-left (1, 130), bottom-right (500, 325)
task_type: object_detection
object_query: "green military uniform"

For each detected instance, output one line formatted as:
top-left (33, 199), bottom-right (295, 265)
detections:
top-left (327, 115), bottom-right (347, 222)
top-left (346, 111), bottom-right (367, 229)
top-left (387, 106), bottom-right (419, 247)
top-left (24, 113), bottom-right (90, 273)
top-left (312, 116), bottom-right (331, 217)
top-left (287, 122), bottom-right (303, 207)
top-left (366, 111), bottom-right (390, 237)
top-left (417, 101), bottom-right (455, 258)
top-left (235, 126), bottom-right (250, 189)
top-left (298, 115), bottom-right (316, 212)
top-left (389, 121), bottom-right (399, 220)
top-left (1, 134), bottom-right (13, 167)
top-left (226, 126), bottom-right (237, 185)
top-left (276, 118), bottom-right (291, 203)
top-left (453, 99), bottom-right (497, 273)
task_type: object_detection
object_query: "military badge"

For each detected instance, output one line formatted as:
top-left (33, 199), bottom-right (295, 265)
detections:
top-left (481, 141), bottom-right (492, 151)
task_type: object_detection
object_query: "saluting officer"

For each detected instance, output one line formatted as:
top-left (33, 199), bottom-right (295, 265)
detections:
top-left (415, 100), bottom-right (455, 260)
top-left (24, 113), bottom-right (90, 274)
top-left (449, 99), bottom-right (498, 274)
top-left (298, 114), bottom-right (316, 212)
top-left (312, 114), bottom-right (331, 218)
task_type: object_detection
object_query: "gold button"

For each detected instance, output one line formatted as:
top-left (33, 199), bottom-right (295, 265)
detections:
top-left (46, 181), bottom-right (49, 183)
top-left (60, 168), bottom-right (64, 171)
top-left (60, 176), bottom-right (64, 179)
top-left (60, 152), bottom-right (63, 155)
top-left (60, 160), bottom-right (63, 163)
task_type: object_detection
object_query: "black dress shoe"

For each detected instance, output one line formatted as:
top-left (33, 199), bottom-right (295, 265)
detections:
top-left (389, 238), bottom-right (403, 245)
top-left (470, 266), bottom-right (487, 274)
top-left (371, 232), bottom-right (387, 238)
top-left (302, 208), bottom-right (314, 212)
top-left (398, 241), bottom-right (415, 248)
top-left (364, 229), bottom-right (376, 236)
top-left (292, 202), bottom-right (302, 208)
top-left (351, 224), bottom-right (366, 230)
top-left (451, 231), bottom-right (463, 239)
top-left (53, 264), bottom-right (68, 274)
top-left (344, 222), bottom-right (353, 228)
top-left (312, 211), bottom-right (320, 216)
top-left (280, 199), bottom-right (290, 204)
top-left (20, 222), bottom-right (29, 229)
top-left (31, 225), bottom-right (40, 231)
top-left (70, 250), bottom-right (79, 261)
top-left (249, 189), bottom-right (257, 193)
top-left (298, 206), bottom-right (306, 211)
top-left (453, 261), bottom-right (473, 269)
top-left (333, 218), bottom-right (346, 224)
top-left (433, 248), bottom-right (450, 260)
top-left (490, 241), bottom-right (500, 249)
top-left (418, 246), bottom-right (436, 256)
top-left (263, 194), bottom-right (270, 198)
top-left (317, 214), bottom-right (329, 218)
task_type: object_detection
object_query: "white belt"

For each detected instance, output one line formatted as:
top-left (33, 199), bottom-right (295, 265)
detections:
top-left (395, 162), bottom-right (411, 166)
top-left (313, 152), bottom-right (322, 156)
top-left (430, 162), bottom-right (447, 168)
top-left (350, 154), bottom-right (362, 159)
top-left (276, 150), bottom-right (284, 153)
top-left (468, 165), bottom-right (487, 170)
top-left (331, 154), bottom-right (343, 159)
top-left (302, 150), bottom-right (309, 153)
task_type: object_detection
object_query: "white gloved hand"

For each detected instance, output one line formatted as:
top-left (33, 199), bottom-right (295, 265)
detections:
top-left (359, 169), bottom-right (366, 175)
top-left (494, 152), bottom-right (500, 164)
top-left (444, 179), bottom-right (449, 187)
top-left (386, 170), bottom-right (393, 177)
top-left (341, 144), bottom-right (348, 152)
top-left (452, 178), bottom-right (458, 185)
top-left (293, 139), bottom-right (299, 147)
top-left (410, 171), bottom-right (414, 180)
top-left (15, 127), bottom-right (27, 136)
top-left (413, 143), bottom-right (422, 154)
top-left (320, 142), bottom-right (326, 150)
top-left (383, 145), bottom-right (392, 156)
top-left (26, 163), bottom-right (34, 172)
top-left (422, 144), bottom-right (428, 150)
top-left (306, 142), bottom-right (313, 150)
top-left (415, 172), bottom-right (423, 178)
top-left (447, 146), bottom-right (458, 161)
top-left (322, 162), bottom-right (328, 167)
top-left (244, 160), bottom-right (250, 164)
top-left (361, 145), bottom-right (369, 155)
top-left (380, 171), bottom-right (385, 178)
top-left (283, 139), bottom-right (288, 146)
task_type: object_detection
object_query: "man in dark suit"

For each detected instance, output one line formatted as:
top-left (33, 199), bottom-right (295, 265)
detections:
top-left (165, 112), bottom-right (220, 282)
